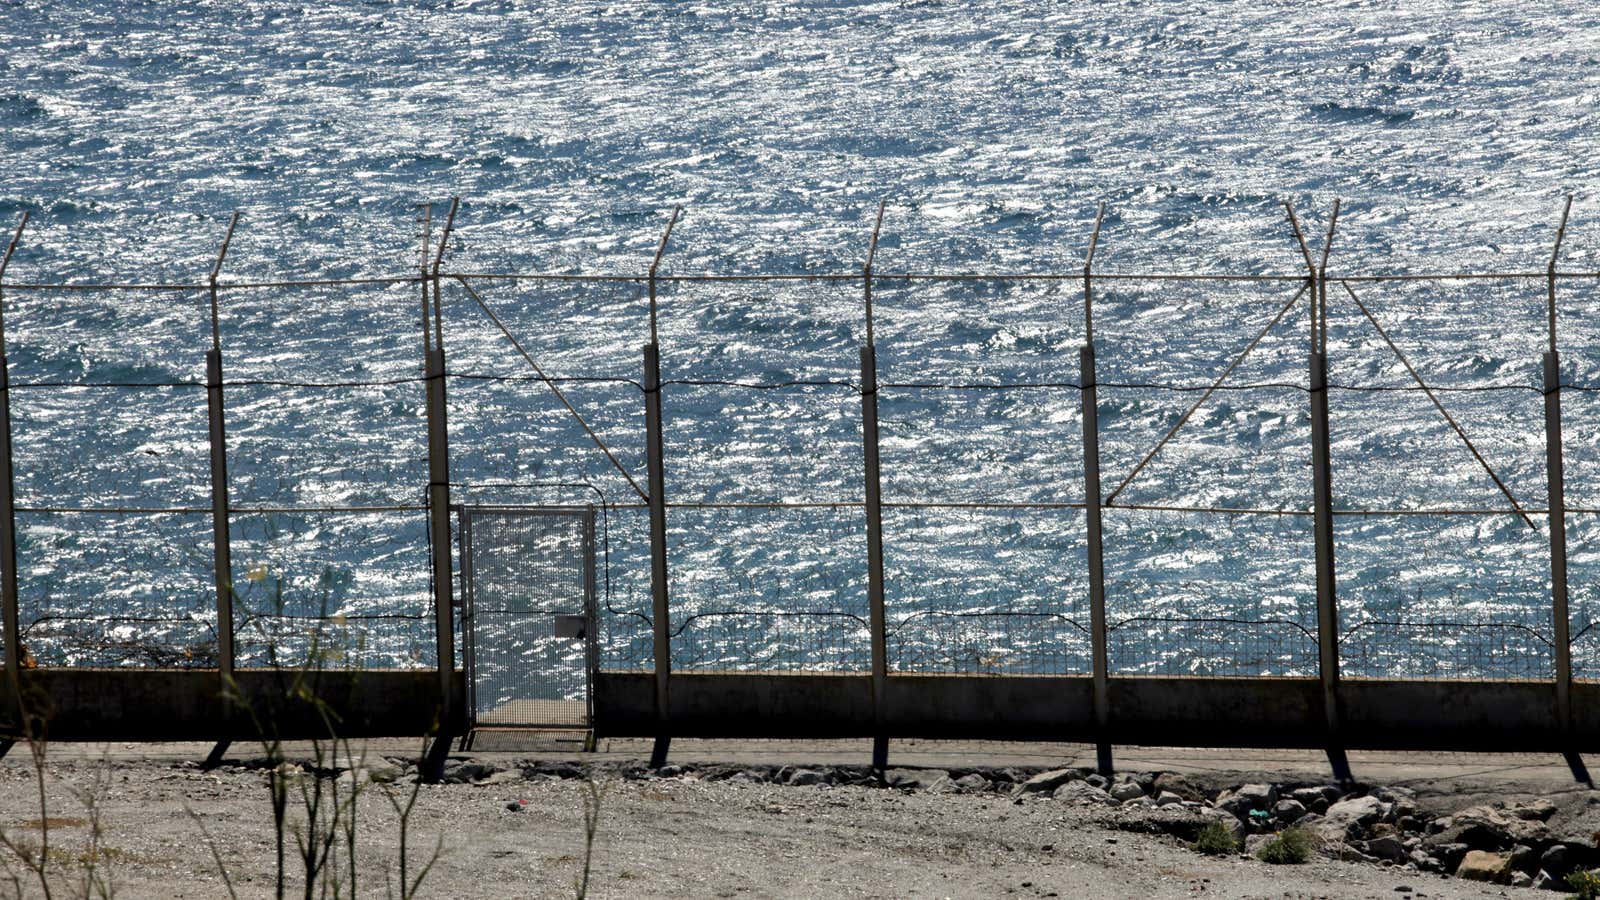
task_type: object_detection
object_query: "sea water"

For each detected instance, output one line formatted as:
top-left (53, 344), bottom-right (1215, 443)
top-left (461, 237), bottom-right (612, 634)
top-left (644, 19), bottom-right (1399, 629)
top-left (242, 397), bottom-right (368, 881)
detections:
top-left (2, 1), bottom-right (1599, 679)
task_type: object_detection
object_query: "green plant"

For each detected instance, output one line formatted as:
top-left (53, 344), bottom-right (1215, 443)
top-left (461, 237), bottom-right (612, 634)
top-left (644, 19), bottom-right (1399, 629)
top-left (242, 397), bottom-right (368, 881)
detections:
top-left (1568, 869), bottom-right (1600, 900)
top-left (1190, 821), bottom-right (1239, 856)
top-left (1256, 827), bottom-right (1314, 865)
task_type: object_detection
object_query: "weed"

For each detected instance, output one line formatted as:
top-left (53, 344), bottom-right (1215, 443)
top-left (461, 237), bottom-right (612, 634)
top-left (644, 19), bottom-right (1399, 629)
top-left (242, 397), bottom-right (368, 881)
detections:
top-left (1256, 827), bottom-right (1314, 864)
top-left (1568, 869), bottom-right (1600, 900)
top-left (1190, 821), bottom-right (1239, 856)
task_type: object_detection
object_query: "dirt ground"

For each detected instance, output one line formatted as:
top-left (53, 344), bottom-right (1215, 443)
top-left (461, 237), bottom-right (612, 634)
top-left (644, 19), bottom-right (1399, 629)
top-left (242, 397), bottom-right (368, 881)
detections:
top-left (0, 738), bottom-right (1589, 899)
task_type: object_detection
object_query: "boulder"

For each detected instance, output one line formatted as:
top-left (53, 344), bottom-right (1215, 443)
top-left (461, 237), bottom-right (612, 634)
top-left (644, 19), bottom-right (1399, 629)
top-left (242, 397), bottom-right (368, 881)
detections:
top-left (1429, 842), bottom-right (1471, 871)
top-left (1272, 799), bottom-right (1307, 825)
top-left (1084, 773), bottom-right (1110, 789)
top-left (1512, 798), bottom-right (1559, 821)
top-left (1289, 787), bottom-right (1330, 813)
top-left (1200, 805), bottom-right (1246, 841)
top-left (1013, 768), bottom-right (1083, 797)
top-left (1155, 791), bottom-right (1185, 807)
top-left (883, 768), bottom-right (949, 791)
top-left (1540, 843), bottom-right (1575, 877)
top-left (1110, 781), bottom-right (1146, 802)
top-left (1326, 795), bottom-right (1388, 826)
top-left (1216, 783), bottom-right (1277, 817)
top-left (1053, 781), bottom-right (1118, 806)
top-left (1508, 843), bottom-right (1538, 873)
top-left (953, 773), bottom-right (991, 794)
top-left (1424, 805), bottom-right (1549, 852)
top-left (1151, 773), bottom-right (1206, 803)
top-left (1455, 850), bottom-right (1509, 883)
top-left (1361, 835), bottom-right (1407, 863)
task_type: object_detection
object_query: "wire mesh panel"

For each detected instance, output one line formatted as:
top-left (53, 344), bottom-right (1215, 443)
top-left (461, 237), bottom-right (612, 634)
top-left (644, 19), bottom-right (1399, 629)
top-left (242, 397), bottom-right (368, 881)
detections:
top-left (461, 506), bottom-right (596, 729)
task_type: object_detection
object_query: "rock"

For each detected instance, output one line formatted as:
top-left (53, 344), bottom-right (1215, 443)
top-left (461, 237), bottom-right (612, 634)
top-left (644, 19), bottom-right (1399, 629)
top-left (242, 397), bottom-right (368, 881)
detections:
top-left (1013, 768), bottom-right (1083, 797)
top-left (1424, 804), bottom-right (1549, 852)
top-left (1216, 783), bottom-right (1277, 817)
top-left (1509, 870), bottom-right (1533, 888)
top-left (1455, 849), bottom-right (1510, 883)
top-left (365, 764), bottom-right (402, 784)
top-left (1512, 798), bottom-right (1559, 821)
top-left (655, 765), bottom-right (683, 778)
top-left (1273, 799), bottom-right (1307, 825)
top-left (787, 769), bottom-right (827, 786)
top-left (1541, 843), bottom-right (1574, 876)
top-left (1110, 781), bottom-right (1146, 802)
top-left (442, 762), bottom-right (498, 784)
top-left (1509, 843), bottom-right (1538, 873)
top-left (1289, 787), bottom-right (1330, 812)
top-left (884, 768), bottom-right (949, 791)
top-left (505, 800), bottom-right (525, 812)
top-left (1155, 791), bottom-right (1185, 807)
top-left (1429, 842), bottom-right (1470, 871)
top-left (1084, 773), bottom-right (1109, 789)
top-left (1053, 781), bottom-right (1118, 806)
top-left (1244, 833), bottom-right (1274, 857)
top-left (480, 770), bottom-right (523, 786)
top-left (953, 773), bottom-right (991, 794)
top-left (1200, 806), bottom-right (1246, 841)
top-left (1408, 849), bottom-right (1441, 873)
top-left (1318, 794), bottom-right (1395, 839)
top-left (1363, 835), bottom-right (1408, 863)
top-left (1532, 870), bottom-right (1557, 890)
top-left (1151, 773), bottom-right (1205, 803)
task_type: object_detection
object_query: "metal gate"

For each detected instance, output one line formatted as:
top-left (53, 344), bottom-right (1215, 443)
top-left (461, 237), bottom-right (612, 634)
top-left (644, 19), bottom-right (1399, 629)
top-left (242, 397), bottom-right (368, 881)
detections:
top-left (460, 506), bottom-right (596, 731)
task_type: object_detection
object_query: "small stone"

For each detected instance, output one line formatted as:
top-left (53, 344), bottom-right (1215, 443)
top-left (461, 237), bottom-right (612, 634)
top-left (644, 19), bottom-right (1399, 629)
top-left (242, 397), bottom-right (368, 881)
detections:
top-left (1509, 871), bottom-right (1533, 888)
top-left (656, 765), bottom-right (683, 778)
top-left (1110, 781), bottom-right (1145, 802)
top-left (1155, 791), bottom-right (1184, 807)
top-left (1392, 886), bottom-right (1412, 893)
top-left (787, 769), bottom-right (827, 786)
top-left (1454, 849), bottom-right (1509, 882)
top-left (1532, 870), bottom-right (1557, 890)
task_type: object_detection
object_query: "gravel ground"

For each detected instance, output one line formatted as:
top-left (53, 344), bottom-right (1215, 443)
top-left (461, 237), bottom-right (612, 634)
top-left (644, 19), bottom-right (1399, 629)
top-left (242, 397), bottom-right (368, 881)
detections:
top-left (0, 743), bottom-right (1577, 899)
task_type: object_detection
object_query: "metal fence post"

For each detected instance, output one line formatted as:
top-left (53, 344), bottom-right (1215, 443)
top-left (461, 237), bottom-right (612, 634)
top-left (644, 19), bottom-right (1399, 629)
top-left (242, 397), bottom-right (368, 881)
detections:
top-left (1546, 195), bottom-right (1574, 737)
top-left (421, 200), bottom-right (459, 779)
top-left (205, 213), bottom-right (239, 691)
top-left (1080, 204), bottom-right (1112, 774)
top-left (0, 213), bottom-right (27, 719)
top-left (645, 208), bottom-right (680, 769)
top-left (860, 202), bottom-right (889, 772)
top-left (1286, 202), bottom-right (1348, 782)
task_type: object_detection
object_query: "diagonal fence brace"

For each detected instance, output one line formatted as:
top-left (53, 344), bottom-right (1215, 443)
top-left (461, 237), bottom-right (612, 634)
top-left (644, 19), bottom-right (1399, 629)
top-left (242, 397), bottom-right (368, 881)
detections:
top-left (452, 275), bottom-right (649, 503)
top-left (1337, 280), bottom-right (1537, 531)
top-left (1104, 282), bottom-right (1309, 506)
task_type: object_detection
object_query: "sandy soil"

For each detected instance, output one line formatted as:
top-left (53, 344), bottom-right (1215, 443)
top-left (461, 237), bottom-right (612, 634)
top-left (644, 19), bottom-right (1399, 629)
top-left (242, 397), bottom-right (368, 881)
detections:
top-left (0, 740), bottom-right (1581, 899)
